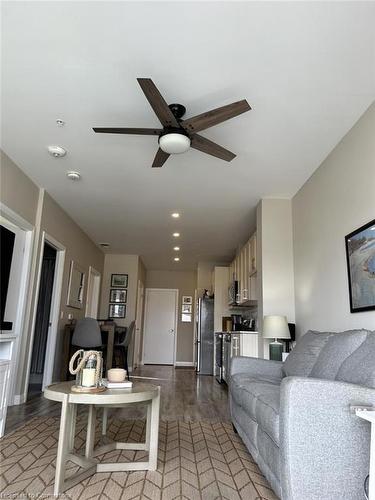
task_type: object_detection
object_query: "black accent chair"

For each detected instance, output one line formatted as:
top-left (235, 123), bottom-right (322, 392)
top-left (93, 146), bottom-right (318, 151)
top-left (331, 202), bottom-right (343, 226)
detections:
top-left (113, 321), bottom-right (135, 379)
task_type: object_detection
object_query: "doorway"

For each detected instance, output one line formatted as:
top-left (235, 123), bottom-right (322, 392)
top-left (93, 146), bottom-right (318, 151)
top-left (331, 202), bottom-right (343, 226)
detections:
top-left (142, 288), bottom-right (178, 365)
top-left (28, 243), bottom-right (56, 397)
top-left (85, 266), bottom-right (101, 319)
top-left (26, 233), bottom-right (65, 398)
top-left (134, 280), bottom-right (144, 368)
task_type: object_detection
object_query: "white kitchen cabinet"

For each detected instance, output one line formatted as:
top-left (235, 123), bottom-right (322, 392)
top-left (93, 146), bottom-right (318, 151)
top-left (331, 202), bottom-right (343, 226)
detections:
top-left (239, 244), bottom-right (249, 303)
top-left (0, 334), bottom-right (16, 437)
top-left (231, 333), bottom-right (259, 358)
top-left (249, 233), bottom-right (257, 275)
top-left (228, 231), bottom-right (257, 306)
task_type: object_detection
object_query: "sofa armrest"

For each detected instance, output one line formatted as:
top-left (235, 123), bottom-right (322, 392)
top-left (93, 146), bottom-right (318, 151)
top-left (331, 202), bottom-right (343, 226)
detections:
top-left (230, 356), bottom-right (284, 380)
top-left (280, 377), bottom-right (375, 500)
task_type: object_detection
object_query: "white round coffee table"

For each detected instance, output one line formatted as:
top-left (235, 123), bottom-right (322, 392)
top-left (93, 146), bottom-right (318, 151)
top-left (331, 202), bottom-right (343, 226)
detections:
top-left (44, 381), bottom-right (160, 496)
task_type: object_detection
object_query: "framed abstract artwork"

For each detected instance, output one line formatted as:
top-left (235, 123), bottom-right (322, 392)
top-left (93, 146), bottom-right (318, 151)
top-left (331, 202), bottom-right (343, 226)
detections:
top-left (108, 303), bottom-right (126, 319)
top-left (345, 219), bottom-right (375, 312)
top-left (109, 288), bottom-right (127, 303)
top-left (111, 274), bottom-right (128, 288)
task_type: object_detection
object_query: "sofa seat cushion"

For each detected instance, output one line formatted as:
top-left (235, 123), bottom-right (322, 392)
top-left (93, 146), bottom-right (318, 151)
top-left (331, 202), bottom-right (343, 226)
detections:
top-left (231, 372), bottom-right (282, 387)
top-left (310, 329), bottom-right (369, 380)
top-left (336, 331), bottom-right (375, 388)
top-left (283, 330), bottom-right (333, 377)
top-left (256, 388), bottom-right (280, 445)
top-left (240, 382), bottom-right (281, 421)
top-left (229, 373), bottom-right (280, 410)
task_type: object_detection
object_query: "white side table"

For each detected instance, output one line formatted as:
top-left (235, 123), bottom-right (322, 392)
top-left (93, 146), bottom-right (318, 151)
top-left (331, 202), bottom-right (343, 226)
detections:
top-left (356, 409), bottom-right (375, 500)
top-left (44, 381), bottom-right (160, 496)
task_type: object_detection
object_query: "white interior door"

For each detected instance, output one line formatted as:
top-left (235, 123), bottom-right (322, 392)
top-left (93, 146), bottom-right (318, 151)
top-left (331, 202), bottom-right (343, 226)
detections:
top-left (143, 288), bottom-right (177, 365)
top-left (85, 267), bottom-right (101, 319)
top-left (134, 280), bottom-right (144, 368)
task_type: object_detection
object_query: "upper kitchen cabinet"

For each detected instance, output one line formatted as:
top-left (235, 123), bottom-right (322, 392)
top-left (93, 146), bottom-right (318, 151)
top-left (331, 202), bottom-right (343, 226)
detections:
top-left (229, 232), bottom-right (257, 306)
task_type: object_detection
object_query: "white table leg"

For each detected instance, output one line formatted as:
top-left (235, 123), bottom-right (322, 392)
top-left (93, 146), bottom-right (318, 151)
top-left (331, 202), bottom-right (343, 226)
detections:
top-left (85, 405), bottom-right (97, 459)
top-left (145, 403), bottom-right (151, 451)
top-left (68, 404), bottom-right (77, 453)
top-left (148, 387), bottom-right (160, 470)
top-left (102, 407), bottom-right (108, 436)
top-left (54, 396), bottom-right (73, 496)
top-left (369, 421), bottom-right (375, 500)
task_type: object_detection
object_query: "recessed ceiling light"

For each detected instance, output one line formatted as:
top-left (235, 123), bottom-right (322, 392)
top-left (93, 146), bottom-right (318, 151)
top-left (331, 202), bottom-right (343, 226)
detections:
top-left (173, 232), bottom-right (180, 238)
top-left (174, 257), bottom-right (180, 262)
top-left (99, 242), bottom-right (110, 248)
top-left (47, 145), bottom-right (67, 158)
top-left (171, 212), bottom-right (180, 218)
top-left (66, 171), bottom-right (81, 181)
top-left (173, 246), bottom-right (180, 251)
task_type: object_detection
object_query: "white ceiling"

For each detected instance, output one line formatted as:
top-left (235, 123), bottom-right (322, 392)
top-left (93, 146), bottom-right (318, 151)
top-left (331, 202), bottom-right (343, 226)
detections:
top-left (2, 1), bottom-right (375, 270)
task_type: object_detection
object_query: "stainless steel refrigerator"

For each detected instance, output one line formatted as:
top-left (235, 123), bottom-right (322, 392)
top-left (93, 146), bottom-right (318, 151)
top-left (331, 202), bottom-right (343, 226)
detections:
top-left (196, 297), bottom-right (214, 375)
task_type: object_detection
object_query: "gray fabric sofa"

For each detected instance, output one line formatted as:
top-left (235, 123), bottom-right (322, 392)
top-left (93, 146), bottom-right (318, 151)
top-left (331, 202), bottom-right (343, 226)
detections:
top-left (229, 329), bottom-right (375, 500)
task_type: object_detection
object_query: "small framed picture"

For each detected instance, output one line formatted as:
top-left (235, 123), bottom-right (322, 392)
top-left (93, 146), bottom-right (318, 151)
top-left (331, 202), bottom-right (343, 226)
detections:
top-left (108, 303), bottom-right (126, 318)
top-left (181, 313), bottom-right (192, 323)
top-left (111, 274), bottom-right (128, 288)
top-left (182, 296), bottom-right (192, 304)
top-left (110, 288), bottom-right (127, 303)
top-left (182, 304), bottom-right (192, 313)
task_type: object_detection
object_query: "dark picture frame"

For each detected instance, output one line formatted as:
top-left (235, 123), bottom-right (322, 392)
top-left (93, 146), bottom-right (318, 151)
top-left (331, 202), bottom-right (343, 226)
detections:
top-left (345, 218), bottom-right (375, 313)
top-left (111, 273), bottom-right (128, 288)
top-left (109, 288), bottom-right (127, 303)
top-left (108, 303), bottom-right (126, 319)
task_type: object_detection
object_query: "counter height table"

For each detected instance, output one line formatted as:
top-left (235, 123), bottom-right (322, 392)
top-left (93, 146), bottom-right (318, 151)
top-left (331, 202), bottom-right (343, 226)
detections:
top-left (44, 381), bottom-right (160, 495)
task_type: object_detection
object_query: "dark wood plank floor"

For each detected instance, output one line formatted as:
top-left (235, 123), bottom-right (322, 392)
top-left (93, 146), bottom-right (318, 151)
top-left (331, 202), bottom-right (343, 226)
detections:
top-left (5, 365), bottom-right (229, 435)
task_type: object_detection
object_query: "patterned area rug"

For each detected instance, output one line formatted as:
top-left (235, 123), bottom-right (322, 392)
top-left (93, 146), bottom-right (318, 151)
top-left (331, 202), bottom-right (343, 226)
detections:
top-left (0, 416), bottom-right (278, 500)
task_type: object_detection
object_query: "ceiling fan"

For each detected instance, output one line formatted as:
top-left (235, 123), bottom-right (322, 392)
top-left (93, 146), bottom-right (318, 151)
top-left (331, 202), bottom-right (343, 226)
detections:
top-left (93, 78), bottom-right (251, 168)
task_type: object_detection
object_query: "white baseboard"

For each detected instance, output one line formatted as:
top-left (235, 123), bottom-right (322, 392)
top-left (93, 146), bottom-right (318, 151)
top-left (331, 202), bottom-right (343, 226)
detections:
top-left (174, 361), bottom-right (195, 367)
top-left (13, 394), bottom-right (26, 405)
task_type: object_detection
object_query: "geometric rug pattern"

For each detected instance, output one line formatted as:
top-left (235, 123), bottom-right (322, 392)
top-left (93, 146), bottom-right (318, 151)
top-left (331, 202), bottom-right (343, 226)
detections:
top-left (0, 416), bottom-right (278, 499)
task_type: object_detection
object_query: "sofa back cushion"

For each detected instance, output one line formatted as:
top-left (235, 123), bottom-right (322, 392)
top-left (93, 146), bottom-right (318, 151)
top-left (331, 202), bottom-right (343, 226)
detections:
top-left (309, 329), bottom-right (368, 380)
top-left (283, 330), bottom-right (333, 377)
top-left (336, 331), bottom-right (375, 388)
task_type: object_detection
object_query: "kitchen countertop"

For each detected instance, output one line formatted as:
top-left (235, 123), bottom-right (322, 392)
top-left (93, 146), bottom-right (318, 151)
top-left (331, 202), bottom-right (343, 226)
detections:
top-left (231, 330), bottom-right (258, 334)
top-left (215, 331), bottom-right (258, 335)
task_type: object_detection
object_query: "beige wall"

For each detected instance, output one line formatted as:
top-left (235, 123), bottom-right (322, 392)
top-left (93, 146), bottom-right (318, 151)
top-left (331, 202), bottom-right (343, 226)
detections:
top-left (257, 198), bottom-right (296, 356)
top-left (1, 151), bottom-right (104, 395)
top-left (99, 254), bottom-right (139, 328)
top-left (0, 150), bottom-right (39, 225)
top-left (40, 193), bottom-right (104, 380)
top-left (293, 102), bottom-right (375, 336)
top-left (145, 270), bottom-right (197, 363)
top-left (197, 260), bottom-right (228, 298)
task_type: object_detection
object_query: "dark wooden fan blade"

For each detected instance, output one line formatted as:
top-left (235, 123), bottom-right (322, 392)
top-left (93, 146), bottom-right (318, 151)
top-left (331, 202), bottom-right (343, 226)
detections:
top-left (191, 134), bottom-right (236, 162)
top-left (182, 99), bottom-right (251, 133)
top-left (137, 78), bottom-right (179, 128)
top-left (152, 148), bottom-right (170, 168)
top-left (93, 127), bottom-right (162, 135)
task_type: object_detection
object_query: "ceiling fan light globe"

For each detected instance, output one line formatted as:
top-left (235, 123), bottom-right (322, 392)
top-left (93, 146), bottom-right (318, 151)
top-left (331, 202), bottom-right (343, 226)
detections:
top-left (159, 133), bottom-right (191, 154)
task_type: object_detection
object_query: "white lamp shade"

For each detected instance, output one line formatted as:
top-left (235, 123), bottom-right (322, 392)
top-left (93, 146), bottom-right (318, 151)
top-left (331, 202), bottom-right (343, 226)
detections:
top-left (262, 315), bottom-right (290, 339)
top-left (159, 133), bottom-right (191, 154)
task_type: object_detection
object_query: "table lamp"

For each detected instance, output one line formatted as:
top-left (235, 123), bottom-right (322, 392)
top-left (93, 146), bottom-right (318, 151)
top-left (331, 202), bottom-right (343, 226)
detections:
top-left (263, 315), bottom-right (290, 361)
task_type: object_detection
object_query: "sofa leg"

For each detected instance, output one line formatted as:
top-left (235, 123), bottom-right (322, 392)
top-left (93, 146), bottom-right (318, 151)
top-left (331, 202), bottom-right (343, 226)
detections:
top-left (232, 423), bottom-right (238, 434)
